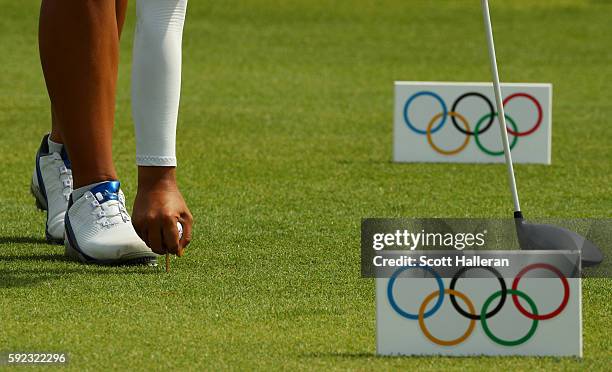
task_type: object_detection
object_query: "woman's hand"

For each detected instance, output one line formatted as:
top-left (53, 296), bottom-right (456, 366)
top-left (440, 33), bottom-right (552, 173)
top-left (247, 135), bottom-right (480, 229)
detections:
top-left (132, 167), bottom-right (193, 256)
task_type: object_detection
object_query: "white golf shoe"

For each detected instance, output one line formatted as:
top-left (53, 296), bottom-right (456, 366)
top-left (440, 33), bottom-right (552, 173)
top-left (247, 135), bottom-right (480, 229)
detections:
top-left (31, 134), bottom-right (73, 244)
top-left (64, 180), bottom-right (157, 265)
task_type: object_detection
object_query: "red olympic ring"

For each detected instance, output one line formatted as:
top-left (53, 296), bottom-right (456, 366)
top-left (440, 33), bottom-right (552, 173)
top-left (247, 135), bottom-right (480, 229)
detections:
top-left (511, 263), bottom-right (570, 320)
top-left (502, 93), bottom-right (543, 137)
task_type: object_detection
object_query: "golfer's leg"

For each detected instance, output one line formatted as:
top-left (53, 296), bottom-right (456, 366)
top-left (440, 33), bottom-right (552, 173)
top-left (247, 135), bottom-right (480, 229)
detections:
top-left (39, 0), bottom-right (156, 264)
top-left (34, 0), bottom-right (129, 243)
top-left (131, 0), bottom-right (192, 255)
top-left (39, 0), bottom-right (119, 188)
top-left (46, 0), bottom-right (128, 146)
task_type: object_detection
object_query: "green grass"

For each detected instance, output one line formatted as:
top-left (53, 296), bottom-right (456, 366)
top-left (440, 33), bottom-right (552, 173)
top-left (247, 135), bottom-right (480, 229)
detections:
top-left (1, 0), bottom-right (611, 370)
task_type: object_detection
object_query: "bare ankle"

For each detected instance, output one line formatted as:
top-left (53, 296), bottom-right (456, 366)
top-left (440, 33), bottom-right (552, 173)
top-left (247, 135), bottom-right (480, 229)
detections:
top-left (73, 173), bottom-right (118, 189)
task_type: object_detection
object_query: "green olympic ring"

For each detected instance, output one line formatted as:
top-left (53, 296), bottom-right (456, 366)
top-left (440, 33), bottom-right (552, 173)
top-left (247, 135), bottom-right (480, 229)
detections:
top-left (473, 113), bottom-right (519, 156)
top-left (480, 289), bottom-right (539, 346)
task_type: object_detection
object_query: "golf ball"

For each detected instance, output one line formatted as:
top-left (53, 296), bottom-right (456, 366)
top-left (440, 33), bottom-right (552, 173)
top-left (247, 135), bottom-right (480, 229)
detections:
top-left (177, 221), bottom-right (183, 239)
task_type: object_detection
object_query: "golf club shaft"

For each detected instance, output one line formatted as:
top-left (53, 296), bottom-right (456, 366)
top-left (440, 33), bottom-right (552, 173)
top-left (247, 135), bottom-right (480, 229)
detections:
top-left (481, 0), bottom-right (521, 214)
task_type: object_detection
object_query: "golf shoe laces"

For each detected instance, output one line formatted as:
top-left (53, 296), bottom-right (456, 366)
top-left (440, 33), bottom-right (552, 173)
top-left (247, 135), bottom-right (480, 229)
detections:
top-left (84, 191), bottom-right (131, 228)
top-left (52, 152), bottom-right (73, 201)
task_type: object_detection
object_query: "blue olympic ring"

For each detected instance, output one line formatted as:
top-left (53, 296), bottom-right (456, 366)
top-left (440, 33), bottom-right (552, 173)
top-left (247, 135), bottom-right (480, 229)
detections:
top-left (387, 266), bottom-right (444, 320)
top-left (403, 91), bottom-right (448, 135)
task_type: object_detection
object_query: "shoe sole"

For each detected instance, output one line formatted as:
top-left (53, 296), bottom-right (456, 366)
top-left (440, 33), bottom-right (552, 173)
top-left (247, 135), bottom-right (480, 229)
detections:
top-left (64, 229), bottom-right (158, 267)
top-left (30, 181), bottom-right (64, 245)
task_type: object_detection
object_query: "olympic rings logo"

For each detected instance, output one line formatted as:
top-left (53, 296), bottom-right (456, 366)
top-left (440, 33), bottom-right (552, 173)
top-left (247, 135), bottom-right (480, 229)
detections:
top-left (387, 263), bottom-right (569, 347)
top-left (403, 91), bottom-right (543, 156)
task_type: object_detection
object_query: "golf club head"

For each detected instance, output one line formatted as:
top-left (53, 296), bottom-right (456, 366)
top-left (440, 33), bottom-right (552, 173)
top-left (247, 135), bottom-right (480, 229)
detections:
top-left (515, 216), bottom-right (604, 267)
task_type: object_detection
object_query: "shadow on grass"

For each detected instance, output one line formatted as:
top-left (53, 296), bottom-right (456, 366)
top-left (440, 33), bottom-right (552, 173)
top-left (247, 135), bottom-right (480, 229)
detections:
top-left (0, 236), bottom-right (48, 245)
top-left (0, 235), bottom-right (162, 267)
top-left (0, 235), bottom-right (70, 269)
top-left (0, 236), bottom-right (164, 289)
top-left (0, 235), bottom-right (69, 265)
top-left (0, 273), bottom-right (50, 288)
top-left (0, 253), bottom-right (70, 263)
top-left (0, 237), bottom-right (162, 288)
top-left (0, 266), bottom-right (161, 288)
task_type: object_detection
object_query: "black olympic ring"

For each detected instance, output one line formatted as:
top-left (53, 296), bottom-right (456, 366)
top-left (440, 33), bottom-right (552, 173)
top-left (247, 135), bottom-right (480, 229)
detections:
top-left (450, 92), bottom-right (495, 136)
top-left (449, 266), bottom-right (507, 320)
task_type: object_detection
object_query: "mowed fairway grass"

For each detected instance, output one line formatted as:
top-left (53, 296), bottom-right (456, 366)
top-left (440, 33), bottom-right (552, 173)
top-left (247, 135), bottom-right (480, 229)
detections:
top-left (1, 0), bottom-right (611, 370)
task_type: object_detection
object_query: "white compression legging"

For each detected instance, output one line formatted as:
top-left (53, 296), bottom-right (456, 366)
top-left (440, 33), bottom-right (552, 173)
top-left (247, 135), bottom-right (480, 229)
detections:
top-left (132, 0), bottom-right (188, 166)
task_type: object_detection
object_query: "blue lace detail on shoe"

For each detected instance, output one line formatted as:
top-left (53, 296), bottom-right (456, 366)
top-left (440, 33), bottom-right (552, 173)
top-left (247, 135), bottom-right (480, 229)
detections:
top-left (89, 181), bottom-right (121, 203)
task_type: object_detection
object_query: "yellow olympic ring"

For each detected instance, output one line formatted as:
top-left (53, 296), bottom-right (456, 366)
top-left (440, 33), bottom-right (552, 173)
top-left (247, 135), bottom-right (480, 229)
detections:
top-left (426, 112), bottom-right (471, 156)
top-left (418, 289), bottom-right (476, 346)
